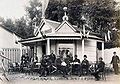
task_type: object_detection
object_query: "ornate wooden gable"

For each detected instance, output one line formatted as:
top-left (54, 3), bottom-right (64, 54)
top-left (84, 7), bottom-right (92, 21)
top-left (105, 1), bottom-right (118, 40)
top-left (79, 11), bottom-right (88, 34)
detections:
top-left (55, 20), bottom-right (77, 34)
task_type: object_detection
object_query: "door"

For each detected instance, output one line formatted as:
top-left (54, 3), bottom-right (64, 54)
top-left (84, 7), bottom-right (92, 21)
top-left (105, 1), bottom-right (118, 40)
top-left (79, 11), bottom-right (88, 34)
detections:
top-left (57, 44), bottom-right (75, 58)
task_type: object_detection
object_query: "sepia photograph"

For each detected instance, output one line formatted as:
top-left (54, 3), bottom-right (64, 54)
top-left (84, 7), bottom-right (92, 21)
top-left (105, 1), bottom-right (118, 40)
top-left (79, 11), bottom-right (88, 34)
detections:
top-left (0, 0), bottom-right (120, 84)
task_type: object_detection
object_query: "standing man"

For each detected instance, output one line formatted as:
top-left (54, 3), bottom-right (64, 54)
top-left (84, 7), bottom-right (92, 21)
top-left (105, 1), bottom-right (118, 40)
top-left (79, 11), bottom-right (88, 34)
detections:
top-left (110, 52), bottom-right (120, 75)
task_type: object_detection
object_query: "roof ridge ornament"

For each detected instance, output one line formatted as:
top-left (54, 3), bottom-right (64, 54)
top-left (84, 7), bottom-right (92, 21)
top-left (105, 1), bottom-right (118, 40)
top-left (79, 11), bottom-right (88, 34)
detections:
top-left (62, 7), bottom-right (68, 21)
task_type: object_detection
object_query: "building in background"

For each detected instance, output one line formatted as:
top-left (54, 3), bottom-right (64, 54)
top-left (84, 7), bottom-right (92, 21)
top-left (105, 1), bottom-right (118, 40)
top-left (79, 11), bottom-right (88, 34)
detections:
top-left (0, 25), bottom-right (28, 68)
top-left (19, 9), bottom-right (105, 63)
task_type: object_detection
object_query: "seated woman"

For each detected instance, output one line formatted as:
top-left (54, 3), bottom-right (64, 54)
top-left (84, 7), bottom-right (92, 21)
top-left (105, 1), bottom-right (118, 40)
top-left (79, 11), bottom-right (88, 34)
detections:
top-left (91, 57), bottom-right (105, 81)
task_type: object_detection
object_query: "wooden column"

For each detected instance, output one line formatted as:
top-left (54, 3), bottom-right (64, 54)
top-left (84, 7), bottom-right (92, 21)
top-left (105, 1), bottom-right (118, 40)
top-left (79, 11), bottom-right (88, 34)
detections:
top-left (102, 42), bottom-right (104, 60)
top-left (20, 43), bottom-right (22, 57)
top-left (82, 39), bottom-right (85, 57)
top-left (47, 39), bottom-right (50, 55)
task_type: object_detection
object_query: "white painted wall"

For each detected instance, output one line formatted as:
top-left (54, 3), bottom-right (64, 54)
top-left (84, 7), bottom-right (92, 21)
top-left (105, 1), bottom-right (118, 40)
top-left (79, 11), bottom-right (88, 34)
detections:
top-left (76, 39), bottom-right (97, 62)
top-left (84, 40), bottom-right (97, 62)
top-left (76, 40), bottom-right (82, 61)
top-left (0, 26), bottom-right (26, 69)
top-left (0, 26), bottom-right (21, 48)
top-left (98, 47), bottom-right (120, 64)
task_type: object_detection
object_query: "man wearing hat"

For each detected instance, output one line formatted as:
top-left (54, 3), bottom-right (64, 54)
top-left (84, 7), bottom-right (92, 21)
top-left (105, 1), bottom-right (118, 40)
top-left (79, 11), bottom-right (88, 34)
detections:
top-left (81, 55), bottom-right (89, 75)
top-left (72, 55), bottom-right (81, 76)
top-left (40, 55), bottom-right (51, 77)
top-left (110, 52), bottom-right (120, 74)
top-left (91, 57), bottom-right (105, 81)
top-left (49, 50), bottom-right (56, 63)
top-left (55, 56), bottom-right (68, 78)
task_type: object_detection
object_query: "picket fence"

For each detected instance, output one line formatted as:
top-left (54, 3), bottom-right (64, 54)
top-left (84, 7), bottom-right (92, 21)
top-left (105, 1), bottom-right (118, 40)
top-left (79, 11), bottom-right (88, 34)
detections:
top-left (2, 48), bottom-right (28, 64)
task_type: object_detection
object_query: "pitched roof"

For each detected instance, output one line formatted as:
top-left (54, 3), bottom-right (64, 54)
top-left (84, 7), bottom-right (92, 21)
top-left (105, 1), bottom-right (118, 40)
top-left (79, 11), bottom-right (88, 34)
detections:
top-left (0, 24), bottom-right (22, 38)
top-left (55, 20), bottom-right (77, 32)
top-left (45, 19), bottom-right (60, 29)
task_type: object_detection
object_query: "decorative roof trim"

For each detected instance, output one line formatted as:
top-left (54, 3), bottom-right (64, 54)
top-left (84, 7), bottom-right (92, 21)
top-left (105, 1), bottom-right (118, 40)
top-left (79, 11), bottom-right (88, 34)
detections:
top-left (55, 20), bottom-right (77, 32)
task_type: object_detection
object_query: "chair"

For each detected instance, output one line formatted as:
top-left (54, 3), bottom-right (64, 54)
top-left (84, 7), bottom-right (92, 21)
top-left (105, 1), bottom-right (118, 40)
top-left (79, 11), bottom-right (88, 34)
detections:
top-left (99, 71), bottom-right (106, 80)
top-left (8, 62), bottom-right (20, 74)
top-left (99, 67), bottom-right (107, 80)
top-left (8, 63), bottom-right (14, 73)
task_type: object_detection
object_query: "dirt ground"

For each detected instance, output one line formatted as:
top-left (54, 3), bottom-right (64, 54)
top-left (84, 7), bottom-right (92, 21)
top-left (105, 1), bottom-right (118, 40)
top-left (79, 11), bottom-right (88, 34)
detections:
top-left (0, 73), bottom-right (120, 84)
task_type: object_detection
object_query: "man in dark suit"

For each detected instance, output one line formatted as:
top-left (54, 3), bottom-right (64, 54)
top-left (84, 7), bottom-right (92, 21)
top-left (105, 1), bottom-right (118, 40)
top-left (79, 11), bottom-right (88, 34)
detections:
top-left (72, 55), bottom-right (81, 76)
top-left (49, 50), bottom-right (56, 63)
top-left (40, 55), bottom-right (51, 77)
top-left (91, 57), bottom-right (105, 81)
top-left (55, 56), bottom-right (68, 78)
top-left (110, 52), bottom-right (120, 75)
top-left (81, 55), bottom-right (89, 75)
top-left (73, 55), bottom-right (80, 63)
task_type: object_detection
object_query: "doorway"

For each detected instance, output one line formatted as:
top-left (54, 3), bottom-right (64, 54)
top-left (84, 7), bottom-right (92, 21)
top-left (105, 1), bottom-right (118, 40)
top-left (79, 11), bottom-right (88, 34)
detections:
top-left (42, 44), bottom-right (46, 55)
top-left (57, 43), bottom-right (75, 58)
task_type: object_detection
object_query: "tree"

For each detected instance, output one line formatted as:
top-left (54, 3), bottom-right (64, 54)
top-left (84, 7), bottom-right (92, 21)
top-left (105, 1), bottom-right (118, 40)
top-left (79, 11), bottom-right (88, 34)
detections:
top-left (113, 9), bottom-right (120, 47)
top-left (1, 0), bottom-right (119, 48)
top-left (14, 17), bottom-right (28, 38)
top-left (0, 17), bottom-right (4, 24)
top-left (2, 19), bottom-right (16, 32)
top-left (25, 0), bottom-right (118, 48)
top-left (26, 0), bottom-right (42, 26)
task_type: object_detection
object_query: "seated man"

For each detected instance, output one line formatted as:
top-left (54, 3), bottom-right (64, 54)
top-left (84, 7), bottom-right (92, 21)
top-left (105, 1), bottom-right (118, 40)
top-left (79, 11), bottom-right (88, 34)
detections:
top-left (91, 57), bottom-right (105, 81)
top-left (55, 56), bottom-right (68, 78)
top-left (20, 54), bottom-right (26, 72)
top-left (72, 55), bottom-right (81, 76)
top-left (64, 55), bottom-right (72, 74)
top-left (40, 55), bottom-right (51, 77)
top-left (31, 53), bottom-right (38, 68)
top-left (73, 55), bottom-right (80, 63)
top-left (49, 50), bottom-right (56, 63)
top-left (81, 55), bottom-right (89, 75)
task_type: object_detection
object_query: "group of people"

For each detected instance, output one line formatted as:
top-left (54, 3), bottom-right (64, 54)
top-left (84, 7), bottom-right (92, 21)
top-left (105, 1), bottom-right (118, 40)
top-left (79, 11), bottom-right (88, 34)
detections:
top-left (20, 53), bottom-right (38, 72)
top-left (34, 51), bottom-right (105, 81)
top-left (19, 51), bottom-right (120, 81)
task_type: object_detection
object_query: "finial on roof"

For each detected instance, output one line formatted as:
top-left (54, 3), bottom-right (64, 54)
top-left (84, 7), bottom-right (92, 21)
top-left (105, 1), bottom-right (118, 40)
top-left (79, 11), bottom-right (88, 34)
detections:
top-left (62, 7), bottom-right (68, 21)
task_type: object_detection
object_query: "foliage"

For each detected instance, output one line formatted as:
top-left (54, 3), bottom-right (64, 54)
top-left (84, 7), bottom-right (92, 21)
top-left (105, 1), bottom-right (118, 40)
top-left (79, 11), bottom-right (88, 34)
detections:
top-left (26, 0), bottom-right (42, 26)
top-left (1, 17), bottom-right (33, 39)
top-left (1, 0), bottom-right (120, 48)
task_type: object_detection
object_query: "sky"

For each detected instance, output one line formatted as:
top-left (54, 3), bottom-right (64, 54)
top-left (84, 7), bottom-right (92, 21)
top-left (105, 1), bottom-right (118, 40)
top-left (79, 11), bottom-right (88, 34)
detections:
top-left (0, 0), bottom-right (120, 20)
top-left (0, 0), bottom-right (30, 20)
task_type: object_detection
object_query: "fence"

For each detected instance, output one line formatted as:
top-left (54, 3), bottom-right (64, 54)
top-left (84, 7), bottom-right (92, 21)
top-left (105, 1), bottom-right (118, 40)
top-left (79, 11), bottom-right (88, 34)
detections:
top-left (2, 48), bottom-right (27, 63)
top-left (1, 48), bottom-right (30, 69)
top-left (98, 47), bottom-right (120, 64)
